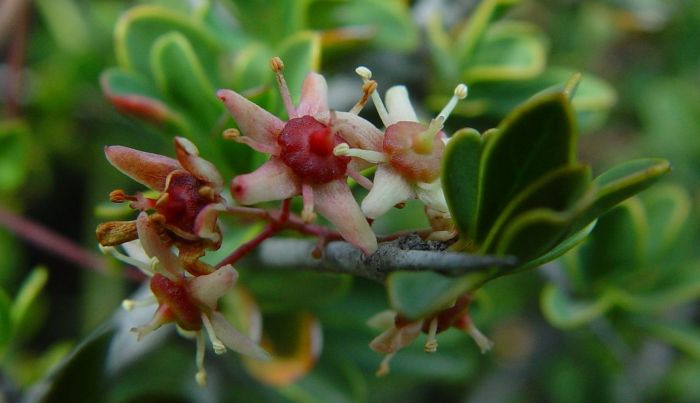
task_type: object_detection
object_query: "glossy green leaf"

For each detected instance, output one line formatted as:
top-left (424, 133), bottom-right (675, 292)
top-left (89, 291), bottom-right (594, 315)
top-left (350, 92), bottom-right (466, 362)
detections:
top-left (426, 13), bottom-right (459, 82)
top-left (387, 271), bottom-right (491, 320)
top-left (224, 0), bottom-right (309, 44)
top-left (276, 31), bottom-right (321, 106)
top-left (115, 5), bottom-right (219, 78)
top-left (0, 120), bottom-right (30, 193)
top-left (514, 221), bottom-right (595, 274)
top-left (481, 165), bottom-right (592, 253)
top-left (476, 90), bottom-right (576, 241)
top-left (230, 43), bottom-right (273, 90)
top-left (572, 158), bottom-right (671, 233)
top-left (540, 283), bottom-right (614, 328)
top-left (579, 198), bottom-right (648, 281)
top-left (642, 183), bottom-right (691, 259)
top-left (605, 265), bottom-right (700, 312)
top-left (100, 68), bottom-right (188, 131)
top-left (455, 0), bottom-right (521, 65)
top-left (464, 22), bottom-right (547, 82)
top-left (443, 128), bottom-right (482, 241)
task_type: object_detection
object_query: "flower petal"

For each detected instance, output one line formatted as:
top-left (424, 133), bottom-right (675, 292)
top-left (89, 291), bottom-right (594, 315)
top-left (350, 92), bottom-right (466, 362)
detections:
top-left (105, 146), bottom-right (180, 192)
top-left (189, 265), bottom-right (238, 309)
top-left (313, 180), bottom-right (377, 254)
top-left (174, 137), bottom-right (224, 191)
top-left (136, 212), bottom-right (181, 276)
top-left (194, 203), bottom-right (224, 244)
top-left (415, 179), bottom-right (449, 214)
top-left (217, 89), bottom-right (283, 145)
top-left (210, 311), bottom-right (271, 361)
top-left (333, 111), bottom-right (383, 151)
top-left (385, 85), bottom-right (418, 124)
top-left (361, 165), bottom-right (414, 219)
top-left (369, 321), bottom-right (422, 354)
top-left (296, 72), bottom-right (329, 118)
top-left (231, 158), bottom-right (300, 205)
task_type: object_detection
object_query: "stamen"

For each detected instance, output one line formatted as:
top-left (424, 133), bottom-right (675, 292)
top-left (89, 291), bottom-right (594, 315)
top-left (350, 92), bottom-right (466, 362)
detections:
top-left (224, 131), bottom-right (280, 155)
top-left (437, 83), bottom-right (468, 121)
top-left (122, 295), bottom-right (156, 311)
top-left (202, 313), bottom-right (226, 354)
top-left (376, 352), bottom-right (395, 377)
top-left (301, 183), bottom-right (316, 223)
top-left (355, 66), bottom-right (390, 127)
top-left (349, 80), bottom-right (377, 115)
top-left (109, 189), bottom-right (136, 203)
top-left (270, 56), bottom-right (297, 119)
top-left (333, 143), bottom-right (389, 163)
top-left (464, 318), bottom-right (494, 353)
top-left (347, 168), bottom-right (373, 190)
top-left (99, 244), bottom-right (155, 277)
top-left (424, 318), bottom-right (439, 353)
top-left (132, 306), bottom-right (170, 341)
top-left (195, 331), bottom-right (208, 386)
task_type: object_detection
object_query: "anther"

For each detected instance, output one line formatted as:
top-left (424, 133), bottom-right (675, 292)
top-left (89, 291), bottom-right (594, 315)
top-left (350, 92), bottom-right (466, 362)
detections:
top-left (202, 313), bottom-right (227, 354)
top-left (109, 189), bottom-right (136, 203)
top-left (424, 318), bottom-right (439, 353)
top-left (270, 56), bottom-right (297, 119)
top-left (195, 331), bottom-right (208, 386)
top-left (355, 65), bottom-right (390, 127)
top-left (437, 83), bottom-right (468, 122)
top-left (222, 128), bottom-right (241, 140)
top-left (349, 80), bottom-right (378, 115)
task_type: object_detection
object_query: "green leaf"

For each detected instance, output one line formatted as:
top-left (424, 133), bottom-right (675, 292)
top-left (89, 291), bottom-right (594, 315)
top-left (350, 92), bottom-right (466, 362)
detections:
top-left (100, 68), bottom-right (188, 131)
top-left (464, 22), bottom-right (547, 82)
top-left (476, 90), bottom-right (576, 241)
top-left (115, 5), bottom-right (219, 79)
top-left (0, 120), bottom-right (30, 193)
top-left (387, 271), bottom-right (491, 320)
top-left (230, 43), bottom-right (274, 90)
top-left (642, 183), bottom-right (691, 259)
top-left (426, 13), bottom-right (459, 82)
top-left (540, 283), bottom-right (614, 328)
top-left (640, 321), bottom-right (700, 361)
top-left (454, 0), bottom-right (521, 65)
top-left (572, 158), bottom-right (671, 233)
top-left (10, 267), bottom-right (48, 330)
top-left (481, 164), bottom-right (592, 253)
top-left (443, 128), bottom-right (482, 241)
top-left (224, 0), bottom-right (309, 44)
top-left (514, 221), bottom-right (595, 274)
top-left (579, 198), bottom-right (648, 281)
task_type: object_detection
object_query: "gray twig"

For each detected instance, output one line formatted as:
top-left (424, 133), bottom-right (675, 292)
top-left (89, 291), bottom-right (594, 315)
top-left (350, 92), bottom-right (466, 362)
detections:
top-left (248, 234), bottom-right (517, 282)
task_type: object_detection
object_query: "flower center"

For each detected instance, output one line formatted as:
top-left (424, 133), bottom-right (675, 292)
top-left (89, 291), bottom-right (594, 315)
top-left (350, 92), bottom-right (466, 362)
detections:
top-left (156, 171), bottom-right (210, 234)
top-left (383, 121), bottom-right (445, 183)
top-left (150, 274), bottom-right (202, 331)
top-left (278, 115), bottom-right (351, 184)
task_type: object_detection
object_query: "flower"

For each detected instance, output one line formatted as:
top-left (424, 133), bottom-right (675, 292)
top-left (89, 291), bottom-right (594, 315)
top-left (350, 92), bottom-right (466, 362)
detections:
top-left (368, 294), bottom-right (492, 376)
top-left (101, 212), bottom-right (269, 386)
top-left (96, 137), bottom-right (225, 275)
top-left (333, 67), bottom-right (468, 239)
top-left (217, 57), bottom-right (380, 254)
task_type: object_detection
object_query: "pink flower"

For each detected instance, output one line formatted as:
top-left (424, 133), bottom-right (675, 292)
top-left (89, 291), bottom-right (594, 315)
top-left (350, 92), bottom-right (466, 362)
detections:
top-left (217, 57), bottom-right (380, 254)
top-left (367, 294), bottom-right (492, 376)
top-left (96, 137), bottom-right (225, 275)
top-left (333, 67), bottom-right (467, 238)
top-left (102, 212), bottom-right (269, 386)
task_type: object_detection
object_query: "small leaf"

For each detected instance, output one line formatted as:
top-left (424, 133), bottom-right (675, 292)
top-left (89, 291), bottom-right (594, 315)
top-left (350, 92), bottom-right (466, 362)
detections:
top-left (640, 321), bottom-right (700, 361)
top-left (0, 120), bottom-right (30, 193)
top-left (230, 43), bottom-right (273, 91)
top-left (387, 271), bottom-right (491, 320)
top-left (642, 183), bottom-right (691, 259)
top-left (464, 22), bottom-right (547, 82)
top-left (0, 290), bottom-right (11, 347)
top-left (572, 158), bottom-right (671, 233)
top-left (443, 128), bottom-right (482, 241)
top-left (540, 284), bottom-right (613, 328)
top-left (514, 221), bottom-right (595, 274)
top-left (476, 90), bottom-right (576, 241)
top-left (10, 267), bottom-right (48, 331)
top-left (454, 0), bottom-right (521, 65)
top-left (224, 0), bottom-right (309, 44)
top-left (481, 164), bottom-right (592, 253)
top-left (115, 5), bottom-right (219, 78)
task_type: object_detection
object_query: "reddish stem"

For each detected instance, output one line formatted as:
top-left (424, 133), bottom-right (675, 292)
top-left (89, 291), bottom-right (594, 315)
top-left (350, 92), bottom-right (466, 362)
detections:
top-left (6, 2), bottom-right (29, 118)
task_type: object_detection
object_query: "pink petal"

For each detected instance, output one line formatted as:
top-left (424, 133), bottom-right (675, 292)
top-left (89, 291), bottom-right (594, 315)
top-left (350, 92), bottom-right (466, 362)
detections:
top-left (210, 311), bottom-right (271, 360)
top-left (313, 180), bottom-right (377, 254)
top-left (189, 265), bottom-right (238, 309)
top-left (194, 202), bottom-right (225, 244)
top-left (361, 165), bottom-right (414, 219)
top-left (135, 212), bottom-right (181, 276)
top-left (369, 321), bottom-right (422, 354)
top-left (231, 158), bottom-right (300, 205)
top-left (333, 111), bottom-right (383, 151)
top-left (385, 85), bottom-right (418, 124)
top-left (105, 146), bottom-right (180, 192)
top-left (296, 72), bottom-right (329, 118)
top-left (217, 89), bottom-right (284, 145)
top-left (173, 137), bottom-right (224, 191)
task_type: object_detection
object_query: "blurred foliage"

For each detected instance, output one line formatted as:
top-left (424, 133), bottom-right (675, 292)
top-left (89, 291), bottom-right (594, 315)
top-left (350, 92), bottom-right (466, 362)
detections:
top-left (0, 0), bottom-right (698, 402)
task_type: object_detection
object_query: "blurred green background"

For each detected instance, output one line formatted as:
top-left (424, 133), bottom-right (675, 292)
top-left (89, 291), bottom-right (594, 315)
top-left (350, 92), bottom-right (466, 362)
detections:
top-left (0, 0), bottom-right (699, 402)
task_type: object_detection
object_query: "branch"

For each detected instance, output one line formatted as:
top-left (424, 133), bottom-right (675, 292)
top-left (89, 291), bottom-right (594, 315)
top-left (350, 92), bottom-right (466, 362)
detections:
top-left (247, 234), bottom-right (517, 282)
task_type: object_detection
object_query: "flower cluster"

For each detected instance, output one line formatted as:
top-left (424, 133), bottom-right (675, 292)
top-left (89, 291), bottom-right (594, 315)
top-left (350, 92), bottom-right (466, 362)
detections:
top-left (98, 57), bottom-right (486, 384)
